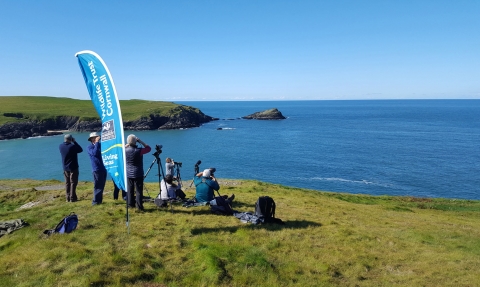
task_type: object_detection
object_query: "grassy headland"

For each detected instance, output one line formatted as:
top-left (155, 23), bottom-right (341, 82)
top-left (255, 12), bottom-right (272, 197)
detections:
top-left (1, 179), bottom-right (479, 286)
top-left (0, 96), bottom-right (179, 125)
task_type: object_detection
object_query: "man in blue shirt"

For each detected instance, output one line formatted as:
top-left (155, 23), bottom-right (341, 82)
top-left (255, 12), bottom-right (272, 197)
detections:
top-left (59, 134), bottom-right (83, 202)
top-left (87, 132), bottom-right (107, 205)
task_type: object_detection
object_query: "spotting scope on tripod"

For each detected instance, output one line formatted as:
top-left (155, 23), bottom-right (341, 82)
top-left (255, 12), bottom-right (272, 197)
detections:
top-left (143, 144), bottom-right (168, 201)
top-left (189, 160), bottom-right (202, 188)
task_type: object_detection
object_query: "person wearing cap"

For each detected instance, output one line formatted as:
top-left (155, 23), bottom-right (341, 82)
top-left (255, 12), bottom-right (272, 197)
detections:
top-left (193, 168), bottom-right (221, 203)
top-left (87, 132), bottom-right (107, 205)
top-left (125, 134), bottom-right (151, 211)
top-left (59, 134), bottom-right (83, 202)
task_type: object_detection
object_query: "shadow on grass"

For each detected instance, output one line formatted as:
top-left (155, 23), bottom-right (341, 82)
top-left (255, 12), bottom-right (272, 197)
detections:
top-left (191, 220), bottom-right (321, 235)
top-left (147, 208), bottom-right (203, 215)
top-left (152, 208), bottom-right (223, 216)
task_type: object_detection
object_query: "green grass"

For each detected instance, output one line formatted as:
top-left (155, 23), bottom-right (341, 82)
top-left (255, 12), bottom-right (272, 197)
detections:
top-left (0, 96), bottom-right (180, 125)
top-left (1, 179), bottom-right (480, 286)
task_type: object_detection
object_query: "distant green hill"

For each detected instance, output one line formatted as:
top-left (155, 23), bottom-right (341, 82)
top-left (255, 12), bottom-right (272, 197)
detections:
top-left (0, 96), bottom-right (184, 125)
top-left (0, 96), bottom-right (214, 139)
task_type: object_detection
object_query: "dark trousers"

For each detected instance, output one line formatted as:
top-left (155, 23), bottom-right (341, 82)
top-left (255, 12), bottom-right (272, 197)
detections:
top-left (63, 169), bottom-right (79, 202)
top-left (113, 180), bottom-right (126, 200)
top-left (127, 177), bottom-right (144, 210)
top-left (92, 170), bottom-right (107, 205)
top-left (176, 189), bottom-right (186, 200)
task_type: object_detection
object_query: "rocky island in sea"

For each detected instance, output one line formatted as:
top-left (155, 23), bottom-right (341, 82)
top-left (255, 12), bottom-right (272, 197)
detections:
top-left (242, 108), bottom-right (286, 120)
top-left (0, 96), bottom-right (216, 140)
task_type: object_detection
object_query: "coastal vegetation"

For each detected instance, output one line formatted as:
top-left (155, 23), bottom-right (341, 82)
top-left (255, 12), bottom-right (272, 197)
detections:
top-left (0, 96), bottom-right (214, 140)
top-left (1, 179), bottom-right (480, 286)
top-left (0, 96), bottom-right (181, 125)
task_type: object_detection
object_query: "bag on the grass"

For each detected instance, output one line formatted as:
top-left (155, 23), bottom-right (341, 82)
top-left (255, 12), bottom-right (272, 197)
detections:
top-left (210, 196), bottom-right (234, 216)
top-left (43, 212), bottom-right (78, 235)
top-left (154, 198), bottom-right (168, 208)
top-left (255, 196), bottom-right (276, 221)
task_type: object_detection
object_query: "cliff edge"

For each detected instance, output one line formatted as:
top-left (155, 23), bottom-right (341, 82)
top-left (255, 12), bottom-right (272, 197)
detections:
top-left (0, 97), bottom-right (215, 140)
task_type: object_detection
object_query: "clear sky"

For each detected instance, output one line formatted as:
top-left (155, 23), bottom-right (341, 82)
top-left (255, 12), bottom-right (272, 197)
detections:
top-left (1, 1), bottom-right (479, 101)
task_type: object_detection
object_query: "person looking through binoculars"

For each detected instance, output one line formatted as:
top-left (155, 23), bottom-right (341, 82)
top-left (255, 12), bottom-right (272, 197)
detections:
top-left (87, 132), bottom-right (106, 206)
top-left (194, 169), bottom-right (218, 202)
top-left (59, 134), bottom-right (83, 203)
top-left (194, 168), bottom-right (234, 204)
top-left (166, 158), bottom-right (183, 179)
top-left (125, 134), bottom-right (151, 212)
top-left (165, 158), bottom-right (174, 177)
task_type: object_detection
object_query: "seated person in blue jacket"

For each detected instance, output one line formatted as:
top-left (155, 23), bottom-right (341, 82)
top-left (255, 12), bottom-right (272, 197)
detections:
top-left (159, 174), bottom-right (186, 201)
top-left (194, 168), bottom-right (234, 203)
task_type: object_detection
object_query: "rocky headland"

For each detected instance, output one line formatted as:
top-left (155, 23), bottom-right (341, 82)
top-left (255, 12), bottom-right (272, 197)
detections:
top-left (0, 105), bottom-right (216, 140)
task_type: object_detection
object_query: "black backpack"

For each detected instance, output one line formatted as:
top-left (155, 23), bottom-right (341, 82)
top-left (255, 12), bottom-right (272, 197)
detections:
top-left (43, 212), bottom-right (78, 235)
top-left (210, 196), bottom-right (234, 216)
top-left (255, 196), bottom-right (276, 222)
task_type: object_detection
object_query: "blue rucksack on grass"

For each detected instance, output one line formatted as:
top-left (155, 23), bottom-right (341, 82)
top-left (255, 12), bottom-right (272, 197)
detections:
top-left (43, 212), bottom-right (78, 235)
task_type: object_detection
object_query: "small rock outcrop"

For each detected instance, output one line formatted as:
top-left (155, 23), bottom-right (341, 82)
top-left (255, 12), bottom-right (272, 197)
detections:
top-left (242, 108), bottom-right (286, 120)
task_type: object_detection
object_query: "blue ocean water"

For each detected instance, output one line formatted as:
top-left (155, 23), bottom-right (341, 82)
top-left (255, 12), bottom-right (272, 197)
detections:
top-left (1, 100), bottom-right (479, 200)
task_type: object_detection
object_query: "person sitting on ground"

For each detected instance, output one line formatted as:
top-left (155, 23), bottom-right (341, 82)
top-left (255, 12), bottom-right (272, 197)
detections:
top-left (159, 174), bottom-right (187, 202)
top-left (193, 168), bottom-right (234, 204)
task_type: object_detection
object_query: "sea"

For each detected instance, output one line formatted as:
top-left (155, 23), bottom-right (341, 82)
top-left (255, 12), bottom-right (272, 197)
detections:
top-left (1, 100), bottom-right (479, 200)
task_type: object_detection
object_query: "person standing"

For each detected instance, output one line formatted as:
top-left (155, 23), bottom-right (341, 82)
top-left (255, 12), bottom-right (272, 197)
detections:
top-left (87, 132), bottom-right (107, 205)
top-left (125, 134), bottom-right (151, 211)
top-left (165, 158), bottom-right (175, 177)
top-left (113, 180), bottom-right (126, 201)
top-left (59, 134), bottom-right (83, 202)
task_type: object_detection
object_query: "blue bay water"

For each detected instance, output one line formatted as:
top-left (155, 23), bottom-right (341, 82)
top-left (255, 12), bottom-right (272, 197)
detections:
top-left (1, 100), bottom-right (479, 200)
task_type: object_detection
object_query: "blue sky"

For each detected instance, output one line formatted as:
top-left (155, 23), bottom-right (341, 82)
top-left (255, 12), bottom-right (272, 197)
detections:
top-left (0, 1), bottom-right (479, 101)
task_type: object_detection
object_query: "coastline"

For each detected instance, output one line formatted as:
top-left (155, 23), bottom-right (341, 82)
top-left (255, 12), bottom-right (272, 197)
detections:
top-left (46, 130), bottom-right (69, 133)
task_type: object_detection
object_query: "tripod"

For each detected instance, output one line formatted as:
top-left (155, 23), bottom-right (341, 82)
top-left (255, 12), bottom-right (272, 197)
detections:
top-left (144, 150), bottom-right (168, 199)
top-left (189, 160), bottom-right (201, 188)
top-left (174, 163), bottom-right (183, 187)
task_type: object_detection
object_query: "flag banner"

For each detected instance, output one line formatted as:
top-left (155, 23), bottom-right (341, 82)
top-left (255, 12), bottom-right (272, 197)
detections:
top-left (75, 50), bottom-right (127, 191)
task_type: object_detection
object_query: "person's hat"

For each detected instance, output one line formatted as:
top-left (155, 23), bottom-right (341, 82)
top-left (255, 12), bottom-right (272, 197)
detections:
top-left (64, 134), bottom-right (72, 141)
top-left (202, 169), bottom-right (211, 177)
top-left (88, 132), bottom-right (100, 142)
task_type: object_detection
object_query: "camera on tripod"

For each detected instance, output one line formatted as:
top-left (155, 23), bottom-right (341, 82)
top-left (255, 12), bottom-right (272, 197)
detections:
top-left (174, 162), bottom-right (182, 167)
top-left (152, 144), bottom-right (163, 158)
